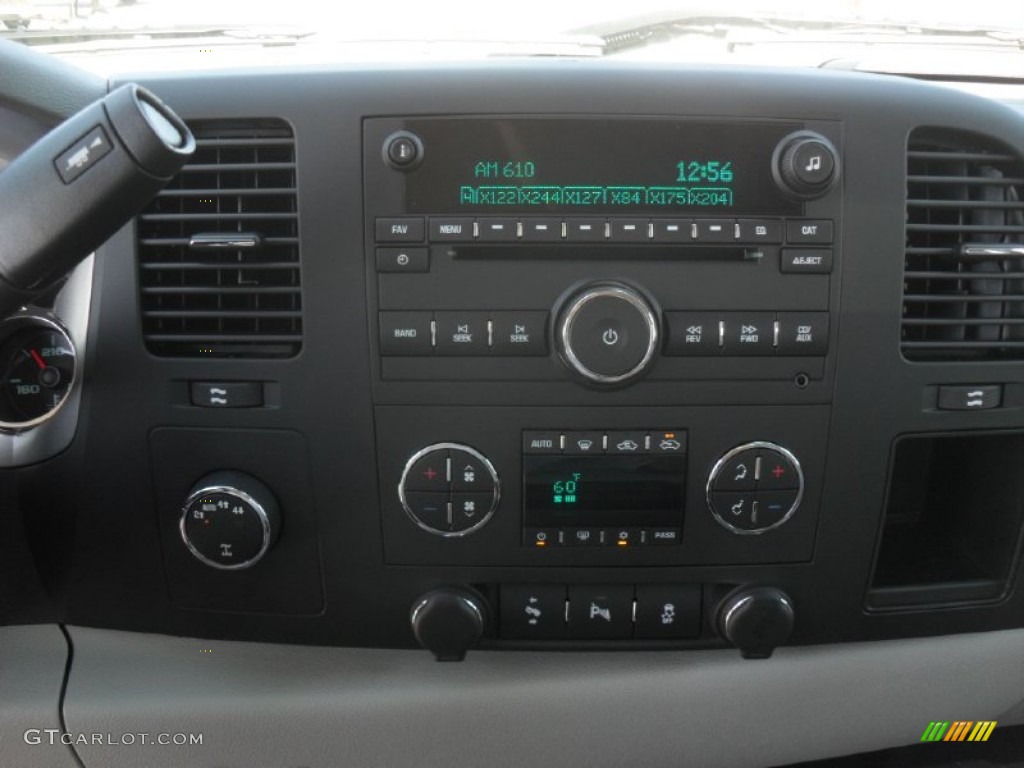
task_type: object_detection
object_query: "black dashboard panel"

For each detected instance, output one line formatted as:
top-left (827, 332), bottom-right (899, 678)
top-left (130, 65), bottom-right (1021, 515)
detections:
top-left (12, 63), bottom-right (1022, 654)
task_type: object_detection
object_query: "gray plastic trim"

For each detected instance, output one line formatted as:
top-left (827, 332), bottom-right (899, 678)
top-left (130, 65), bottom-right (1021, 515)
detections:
top-left (60, 625), bottom-right (1024, 768)
top-left (0, 625), bottom-right (79, 768)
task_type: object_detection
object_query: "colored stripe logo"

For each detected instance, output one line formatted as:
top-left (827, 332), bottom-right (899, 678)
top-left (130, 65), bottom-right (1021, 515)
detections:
top-left (920, 721), bottom-right (997, 742)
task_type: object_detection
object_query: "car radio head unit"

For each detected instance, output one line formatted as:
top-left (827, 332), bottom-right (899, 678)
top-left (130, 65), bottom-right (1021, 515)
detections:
top-left (397, 118), bottom-right (805, 215)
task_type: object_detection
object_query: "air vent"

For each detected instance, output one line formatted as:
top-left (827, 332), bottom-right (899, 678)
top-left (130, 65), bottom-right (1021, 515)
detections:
top-left (137, 119), bottom-right (301, 358)
top-left (902, 128), bottom-right (1024, 361)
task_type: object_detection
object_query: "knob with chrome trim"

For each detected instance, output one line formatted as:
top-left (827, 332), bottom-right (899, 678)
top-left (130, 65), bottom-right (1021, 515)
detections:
top-left (399, 443), bottom-right (500, 537)
top-left (411, 587), bottom-right (487, 661)
top-left (718, 586), bottom-right (795, 659)
top-left (180, 471), bottom-right (281, 570)
top-left (555, 281), bottom-right (660, 386)
top-left (706, 441), bottom-right (804, 535)
top-left (773, 131), bottom-right (839, 199)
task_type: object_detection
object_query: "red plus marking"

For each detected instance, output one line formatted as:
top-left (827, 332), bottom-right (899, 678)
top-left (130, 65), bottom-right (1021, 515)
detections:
top-left (422, 467), bottom-right (438, 480)
top-left (772, 465), bottom-right (786, 478)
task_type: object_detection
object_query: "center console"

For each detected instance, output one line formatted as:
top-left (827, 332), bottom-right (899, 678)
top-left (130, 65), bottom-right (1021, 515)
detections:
top-left (361, 114), bottom-right (843, 655)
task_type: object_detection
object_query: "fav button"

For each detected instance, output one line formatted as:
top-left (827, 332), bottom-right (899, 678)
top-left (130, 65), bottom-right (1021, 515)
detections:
top-left (375, 217), bottom-right (425, 243)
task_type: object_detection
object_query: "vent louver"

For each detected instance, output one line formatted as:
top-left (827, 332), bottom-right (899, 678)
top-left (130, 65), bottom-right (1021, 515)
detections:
top-left (137, 119), bottom-right (301, 358)
top-left (902, 128), bottom-right (1024, 361)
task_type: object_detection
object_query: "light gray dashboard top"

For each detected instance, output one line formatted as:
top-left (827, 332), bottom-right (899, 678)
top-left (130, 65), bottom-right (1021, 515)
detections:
top-left (60, 625), bottom-right (1024, 768)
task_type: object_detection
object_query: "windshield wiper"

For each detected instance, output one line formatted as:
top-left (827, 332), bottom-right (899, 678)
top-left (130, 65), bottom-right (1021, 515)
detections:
top-left (581, 13), bottom-right (1024, 55)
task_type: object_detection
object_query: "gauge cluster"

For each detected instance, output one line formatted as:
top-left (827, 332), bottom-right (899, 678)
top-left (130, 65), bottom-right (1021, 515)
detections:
top-left (0, 257), bottom-right (92, 466)
top-left (0, 314), bottom-right (76, 430)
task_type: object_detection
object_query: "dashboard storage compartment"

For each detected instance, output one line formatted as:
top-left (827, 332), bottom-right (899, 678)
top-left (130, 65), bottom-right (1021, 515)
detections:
top-left (868, 432), bottom-right (1024, 609)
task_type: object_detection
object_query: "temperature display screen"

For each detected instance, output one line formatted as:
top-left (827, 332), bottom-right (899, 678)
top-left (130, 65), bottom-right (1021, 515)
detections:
top-left (401, 118), bottom-right (802, 215)
top-left (523, 455), bottom-right (686, 529)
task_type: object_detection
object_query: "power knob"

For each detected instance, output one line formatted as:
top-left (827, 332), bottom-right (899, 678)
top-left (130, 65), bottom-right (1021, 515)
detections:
top-left (555, 281), bottom-right (660, 386)
top-left (773, 131), bottom-right (839, 200)
top-left (718, 586), bottom-right (795, 659)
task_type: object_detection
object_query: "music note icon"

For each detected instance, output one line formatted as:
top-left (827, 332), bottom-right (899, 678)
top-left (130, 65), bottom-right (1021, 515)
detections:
top-left (805, 155), bottom-right (822, 172)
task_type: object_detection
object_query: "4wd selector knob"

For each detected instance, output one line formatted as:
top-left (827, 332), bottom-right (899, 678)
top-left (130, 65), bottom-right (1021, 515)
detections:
top-left (556, 282), bottom-right (659, 386)
top-left (180, 471), bottom-right (281, 570)
top-left (773, 131), bottom-right (839, 199)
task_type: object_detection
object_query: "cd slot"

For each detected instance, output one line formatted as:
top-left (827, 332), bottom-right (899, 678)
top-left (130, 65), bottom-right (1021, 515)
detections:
top-left (447, 245), bottom-right (765, 262)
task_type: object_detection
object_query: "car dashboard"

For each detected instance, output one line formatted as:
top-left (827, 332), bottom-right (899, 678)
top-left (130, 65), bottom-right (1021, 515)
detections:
top-left (1, 53), bottom-right (1023, 767)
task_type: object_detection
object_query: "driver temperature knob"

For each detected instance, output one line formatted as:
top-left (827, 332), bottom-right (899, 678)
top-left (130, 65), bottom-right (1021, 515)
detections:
top-left (718, 586), bottom-right (795, 659)
top-left (555, 281), bottom-right (660, 386)
top-left (411, 587), bottom-right (486, 661)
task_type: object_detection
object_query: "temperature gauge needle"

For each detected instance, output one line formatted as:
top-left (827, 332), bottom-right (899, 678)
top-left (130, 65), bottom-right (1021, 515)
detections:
top-left (29, 349), bottom-right (46, 369)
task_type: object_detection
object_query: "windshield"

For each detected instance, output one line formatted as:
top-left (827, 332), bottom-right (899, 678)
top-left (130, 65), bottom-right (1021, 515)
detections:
top-left (3, 0), bottom-right (1024, 77)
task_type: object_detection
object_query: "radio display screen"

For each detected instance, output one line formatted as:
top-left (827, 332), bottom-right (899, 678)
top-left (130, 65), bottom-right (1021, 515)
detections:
top-left (523, 454), bottom-right (686, 529)
top-left (401, 118), bottom-right (802, 215)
